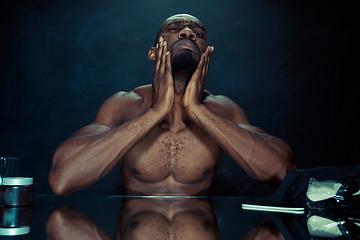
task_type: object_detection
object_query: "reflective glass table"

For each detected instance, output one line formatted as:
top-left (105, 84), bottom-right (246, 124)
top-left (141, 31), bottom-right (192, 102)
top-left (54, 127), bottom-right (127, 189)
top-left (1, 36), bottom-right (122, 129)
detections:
top-left (0, 194), bottom-right (358, 239)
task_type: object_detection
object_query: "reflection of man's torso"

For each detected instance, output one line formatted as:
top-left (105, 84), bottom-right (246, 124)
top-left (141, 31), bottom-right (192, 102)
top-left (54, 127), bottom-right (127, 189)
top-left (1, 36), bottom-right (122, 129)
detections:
top-left (115, 198), bottom-right (221, 240)
top-left (118, 86), bottom-right (223, 196)
top-left (46, 197), bottom-right (222, 240)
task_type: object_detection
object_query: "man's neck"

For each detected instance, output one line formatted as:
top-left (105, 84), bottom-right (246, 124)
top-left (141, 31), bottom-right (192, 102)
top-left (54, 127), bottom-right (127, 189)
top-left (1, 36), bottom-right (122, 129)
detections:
top-left (172, 71), bottom-right (191, 95)
top-left (161, 71), bottom-right (192, 132)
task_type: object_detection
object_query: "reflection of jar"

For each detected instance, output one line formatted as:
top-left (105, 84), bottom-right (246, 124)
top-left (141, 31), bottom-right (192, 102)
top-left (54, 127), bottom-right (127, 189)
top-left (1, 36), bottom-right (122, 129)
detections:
top-left (0, 177), bottom-right (34, 206)
top-left (0, 226), bottom-right (31, 236)
top-left (0, 207), bottom-right (32, 236)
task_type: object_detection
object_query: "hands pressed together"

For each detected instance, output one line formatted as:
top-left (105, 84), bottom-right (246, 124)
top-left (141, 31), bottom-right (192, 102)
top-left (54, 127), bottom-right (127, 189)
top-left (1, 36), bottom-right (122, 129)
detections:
top-left (151, 36), bottom-right (214, 119)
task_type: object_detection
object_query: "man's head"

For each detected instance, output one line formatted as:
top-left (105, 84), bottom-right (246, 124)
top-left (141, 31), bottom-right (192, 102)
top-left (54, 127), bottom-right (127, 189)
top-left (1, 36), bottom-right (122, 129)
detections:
top-left (148, 14), bottom-right (208, 76)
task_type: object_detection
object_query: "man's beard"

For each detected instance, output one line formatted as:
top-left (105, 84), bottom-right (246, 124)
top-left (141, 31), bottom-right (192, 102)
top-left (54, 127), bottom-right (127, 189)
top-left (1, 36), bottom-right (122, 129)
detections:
top-left (171, 50), bottom-right (199, 76)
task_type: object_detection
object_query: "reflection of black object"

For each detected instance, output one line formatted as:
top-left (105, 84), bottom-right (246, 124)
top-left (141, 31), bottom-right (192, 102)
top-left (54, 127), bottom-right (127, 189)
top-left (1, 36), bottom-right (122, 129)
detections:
top-left (340, 216), bottom-right (360, 240)
top-left (307, 209), bottom-right (360, 240)
top-left (270, 213), bottom-right (310, 240)
top-left (307, 177), bottom-right (360, 209)
top-left (0, 206), bottom-right (33, 236)
top-left (271, 166), bottom-right (360, 209)
top-left (271, 209), bottom-right (360, 240)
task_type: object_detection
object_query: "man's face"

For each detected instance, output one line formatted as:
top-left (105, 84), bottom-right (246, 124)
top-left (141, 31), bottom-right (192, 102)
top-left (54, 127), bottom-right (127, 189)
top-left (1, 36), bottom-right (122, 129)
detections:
top-left (160, 14), bottom-right (207, 60)
top-left (152, 14), bottom-right (208, 74)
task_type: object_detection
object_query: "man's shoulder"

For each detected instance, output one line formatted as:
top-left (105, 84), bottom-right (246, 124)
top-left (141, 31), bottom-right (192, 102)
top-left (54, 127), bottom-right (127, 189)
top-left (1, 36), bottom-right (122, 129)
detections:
top-left (95, 85), bottom-right (152, 126)
top-left (106, 84), bottom-right (152, 106)
top-left (203, 91), bottom-right (236, 109)
top-left (133, 84), bottom-right (153, 100)
top-left (203, 91), bottom-right (248, 124)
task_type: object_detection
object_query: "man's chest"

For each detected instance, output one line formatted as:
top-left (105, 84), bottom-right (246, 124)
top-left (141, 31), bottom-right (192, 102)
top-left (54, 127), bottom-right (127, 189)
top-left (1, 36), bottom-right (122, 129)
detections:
top-left (122, 125), bottom-right (222, 182)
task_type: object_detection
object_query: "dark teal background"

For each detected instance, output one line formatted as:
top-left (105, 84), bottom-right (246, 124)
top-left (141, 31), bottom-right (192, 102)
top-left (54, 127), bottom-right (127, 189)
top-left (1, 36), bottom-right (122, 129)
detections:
top-left (1, 0), bottom-right (358, 195)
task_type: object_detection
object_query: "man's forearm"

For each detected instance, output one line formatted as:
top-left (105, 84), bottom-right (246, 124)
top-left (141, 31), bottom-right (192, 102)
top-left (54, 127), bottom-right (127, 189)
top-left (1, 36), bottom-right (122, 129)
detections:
top-left (49, 109), bottom-right (163, 196)
top-left (187, 104), bottom-right (294, 183)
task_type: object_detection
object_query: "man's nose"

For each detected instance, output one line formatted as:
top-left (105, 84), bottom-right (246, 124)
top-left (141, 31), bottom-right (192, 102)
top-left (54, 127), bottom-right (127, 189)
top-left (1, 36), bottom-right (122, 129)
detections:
top-left (179, 27), bottom-right (196, 41)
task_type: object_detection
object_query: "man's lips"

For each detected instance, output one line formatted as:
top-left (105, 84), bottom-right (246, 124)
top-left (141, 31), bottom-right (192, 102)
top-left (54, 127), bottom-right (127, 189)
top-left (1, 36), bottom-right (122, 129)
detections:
top-left (172, 40), bottom-right (199, 53)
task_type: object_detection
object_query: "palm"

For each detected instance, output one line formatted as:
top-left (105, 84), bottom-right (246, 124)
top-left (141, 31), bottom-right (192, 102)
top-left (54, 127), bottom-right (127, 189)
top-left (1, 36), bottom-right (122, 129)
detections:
top-left (182, 46), bottom-right (213, 111)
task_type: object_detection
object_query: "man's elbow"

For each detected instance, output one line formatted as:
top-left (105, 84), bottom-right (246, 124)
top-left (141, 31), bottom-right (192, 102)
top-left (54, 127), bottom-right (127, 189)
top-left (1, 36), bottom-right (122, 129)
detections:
top-left (48, 168), bottom-right (74, 197)
top-left (266, 163), bottom-right (294, 185)
top-left (254, 169), bottom-right (286, 185)
top-left (257, 149), bottom-right (296, 185)
top-left (49, 149), bottom-right (78, 196)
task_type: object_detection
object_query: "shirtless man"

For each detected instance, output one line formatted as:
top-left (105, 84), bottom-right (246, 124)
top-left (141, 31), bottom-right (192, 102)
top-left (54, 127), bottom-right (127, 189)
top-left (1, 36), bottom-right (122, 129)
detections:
top-left (49, 14), bottom-right (296, 196)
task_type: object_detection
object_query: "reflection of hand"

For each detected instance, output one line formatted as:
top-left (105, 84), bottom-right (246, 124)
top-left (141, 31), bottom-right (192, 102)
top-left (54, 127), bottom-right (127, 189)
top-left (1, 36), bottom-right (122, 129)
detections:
top-left (46, 206), bottom-right (111, 240)
top-left (151, 37), bottom-right (174, 117)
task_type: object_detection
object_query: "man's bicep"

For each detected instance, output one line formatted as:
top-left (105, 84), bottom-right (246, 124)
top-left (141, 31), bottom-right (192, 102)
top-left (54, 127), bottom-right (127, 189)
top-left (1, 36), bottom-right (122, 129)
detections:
top-left (68, 123), bottom-right (112, 139)
top-left (211, 95), bottom-right (268, 134)
top-left (68, 92), bottom-right (130, 138)
top-left (237, 123), bottom-right (267, 134)
top-left (93, 91), bottom-right (130, 127)
top-left (230, 105), bottom-right (268, 134)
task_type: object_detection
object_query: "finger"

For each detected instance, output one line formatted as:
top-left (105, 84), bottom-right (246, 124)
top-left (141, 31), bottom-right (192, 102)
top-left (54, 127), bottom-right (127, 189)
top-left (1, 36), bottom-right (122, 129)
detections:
top-left (201, 47), bottom-right (210, 77)
top-left (196, 52), bottom-right (206, 74)
top-left (204, 46), bottom-right (213, 76)
top-left (200, 47), bottom-right (212, 86)
top-left (205, 47), bottom-right (213, 69)
top-left (159, 40), bottom-right (167, 76)
top-left (157, 38), bottom-right (164, 69)
top-left (165, 50), bottom-right (172, 78)
top-left (152, 43), bottom-right (159, 84)
top-left (154, 42), bottom-right (160, 72)
top-left (153, 43), bottom-right (162, 80)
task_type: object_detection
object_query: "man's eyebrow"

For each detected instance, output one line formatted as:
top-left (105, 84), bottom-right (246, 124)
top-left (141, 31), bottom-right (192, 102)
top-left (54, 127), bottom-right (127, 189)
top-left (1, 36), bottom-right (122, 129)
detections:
top-left (165, 20), bottom-right (205, 29)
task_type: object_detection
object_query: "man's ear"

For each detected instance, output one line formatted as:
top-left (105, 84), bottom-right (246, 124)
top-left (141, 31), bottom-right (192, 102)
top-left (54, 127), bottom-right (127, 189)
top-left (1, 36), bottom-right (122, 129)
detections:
top-left (148, 47), bottom-right (156, 61)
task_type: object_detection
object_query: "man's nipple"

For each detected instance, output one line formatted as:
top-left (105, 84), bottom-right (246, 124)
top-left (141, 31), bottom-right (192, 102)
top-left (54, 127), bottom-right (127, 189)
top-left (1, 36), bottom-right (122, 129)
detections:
top-left (133, 168), bottom-right (140, 175)
top-left (130, 221), bottom-right (139, 229)
top-left (203, 168), bottom-right (210, 175)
